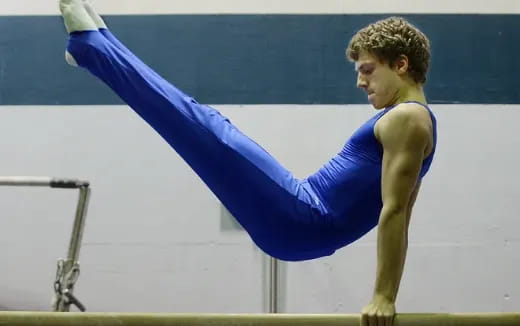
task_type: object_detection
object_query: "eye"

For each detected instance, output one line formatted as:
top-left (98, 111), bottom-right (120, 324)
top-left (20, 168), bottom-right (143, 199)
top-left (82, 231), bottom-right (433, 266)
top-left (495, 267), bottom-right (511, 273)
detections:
top-left (361, 67), bottom-right (374, 75)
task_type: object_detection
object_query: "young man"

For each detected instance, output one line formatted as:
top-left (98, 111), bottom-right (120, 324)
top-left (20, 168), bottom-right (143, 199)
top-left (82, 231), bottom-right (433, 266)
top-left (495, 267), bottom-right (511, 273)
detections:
top-left (345, 18), bottom-right (435, 326)
top-left (59, 1), bottom-right (436, 325)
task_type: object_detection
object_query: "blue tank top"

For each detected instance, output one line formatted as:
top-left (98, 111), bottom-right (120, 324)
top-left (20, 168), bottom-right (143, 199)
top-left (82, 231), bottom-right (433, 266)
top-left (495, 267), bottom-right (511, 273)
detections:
top-left (306, 102), bottom-right (437, 237)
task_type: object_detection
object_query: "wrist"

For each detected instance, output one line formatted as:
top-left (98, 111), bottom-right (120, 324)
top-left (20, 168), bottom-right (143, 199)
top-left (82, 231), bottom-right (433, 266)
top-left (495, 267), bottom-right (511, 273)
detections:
top-left (372, 292), bottom-right (395, 304)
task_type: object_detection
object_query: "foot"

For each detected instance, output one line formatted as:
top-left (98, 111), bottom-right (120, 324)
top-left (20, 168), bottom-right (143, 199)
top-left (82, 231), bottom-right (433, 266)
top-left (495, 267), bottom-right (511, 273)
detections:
top-left (59, 0), bottom-right (97, 67)
top-left (83, 0), bottom-right (108, 29)
top-left (59, 0), bottom-right (97, 33)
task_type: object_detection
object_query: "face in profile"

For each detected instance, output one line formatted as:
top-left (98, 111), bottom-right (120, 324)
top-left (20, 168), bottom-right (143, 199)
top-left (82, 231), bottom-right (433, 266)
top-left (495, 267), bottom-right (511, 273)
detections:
top-left (355, 51), bottom-right (407, 110)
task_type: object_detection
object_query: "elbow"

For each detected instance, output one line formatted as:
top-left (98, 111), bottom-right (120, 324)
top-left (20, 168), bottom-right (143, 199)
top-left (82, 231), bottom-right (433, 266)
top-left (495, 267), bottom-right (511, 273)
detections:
top-left (381, 202), bottom-right (407, 219)
top-left (379, 204), bottom-right (408, 228)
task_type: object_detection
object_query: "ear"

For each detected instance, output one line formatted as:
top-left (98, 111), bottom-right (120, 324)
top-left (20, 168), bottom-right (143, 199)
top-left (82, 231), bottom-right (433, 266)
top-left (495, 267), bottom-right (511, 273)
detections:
top-left (395, 54), bottom-right (409, 75)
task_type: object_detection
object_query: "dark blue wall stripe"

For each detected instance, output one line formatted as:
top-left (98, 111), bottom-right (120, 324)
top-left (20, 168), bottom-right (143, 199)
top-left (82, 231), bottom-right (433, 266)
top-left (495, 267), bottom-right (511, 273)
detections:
top-left (0, 14), bottom-right (518, 105)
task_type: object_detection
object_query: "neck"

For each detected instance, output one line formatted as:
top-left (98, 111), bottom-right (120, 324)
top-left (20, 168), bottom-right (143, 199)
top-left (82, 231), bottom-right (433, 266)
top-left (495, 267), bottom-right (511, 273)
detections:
top-left (397, 82), bottom-right (427, 105)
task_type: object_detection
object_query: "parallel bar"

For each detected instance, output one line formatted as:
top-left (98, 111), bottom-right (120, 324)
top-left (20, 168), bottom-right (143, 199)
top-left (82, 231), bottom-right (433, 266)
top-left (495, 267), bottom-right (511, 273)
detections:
top-left (0, 176), bottom-right (89, 188)
top-left (0, 176), bottom-right (52, 187)
top-left (50, 179), bottom-right (90, 189)
top-left (0, 312), bottom-right (519, 326)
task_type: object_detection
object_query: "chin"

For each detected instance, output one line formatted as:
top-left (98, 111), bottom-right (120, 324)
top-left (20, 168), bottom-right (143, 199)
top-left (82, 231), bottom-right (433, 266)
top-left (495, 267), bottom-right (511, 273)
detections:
top-left (368, 95), bottom-right (385, 110)
top-left (370, 101), bottom-right (386, 110)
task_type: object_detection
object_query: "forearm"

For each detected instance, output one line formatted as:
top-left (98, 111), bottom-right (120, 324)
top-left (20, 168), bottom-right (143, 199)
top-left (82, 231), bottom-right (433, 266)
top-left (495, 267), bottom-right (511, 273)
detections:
top-left (373, 209), bottom-right (409, 302)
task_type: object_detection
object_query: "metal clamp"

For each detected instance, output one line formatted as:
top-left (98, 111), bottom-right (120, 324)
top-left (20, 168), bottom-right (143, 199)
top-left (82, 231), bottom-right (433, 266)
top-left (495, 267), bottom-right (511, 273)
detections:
top-left (53, 259), bottom-right (86, 312)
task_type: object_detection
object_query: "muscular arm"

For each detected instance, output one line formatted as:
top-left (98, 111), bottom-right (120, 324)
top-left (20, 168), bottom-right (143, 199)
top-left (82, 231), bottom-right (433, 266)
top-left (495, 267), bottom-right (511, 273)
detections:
top-left (372, 106), bottom-right (431, 302)
top-left (406, 181), bottom-right (421, 231)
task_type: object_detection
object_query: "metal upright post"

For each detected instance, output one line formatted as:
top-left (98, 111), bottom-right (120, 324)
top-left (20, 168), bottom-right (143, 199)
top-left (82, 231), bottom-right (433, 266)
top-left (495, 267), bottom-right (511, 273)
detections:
top-left (53, 182), bottom-right (90, 312)
top-left (268, 256), bottom-right (279, 313)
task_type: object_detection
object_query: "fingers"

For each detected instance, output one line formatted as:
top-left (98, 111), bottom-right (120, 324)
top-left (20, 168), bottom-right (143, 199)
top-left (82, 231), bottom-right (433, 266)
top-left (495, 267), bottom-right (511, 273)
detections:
top-left (361, 305), bottom-right (370, 326)
top-left (388, 312), bottom-right (396, 326)
top-left (361, 309), bottom-right (369, 326)
top-left (370, 313), bottom-right (380, 326)
top-left (383, 313), bottom-right (390, 326)
top-left (361, 306), bottom-right (378, 326)
top-left (360, 308), bottom-right (394, 326)
top-left (382, 312), bottom-right (395, 326)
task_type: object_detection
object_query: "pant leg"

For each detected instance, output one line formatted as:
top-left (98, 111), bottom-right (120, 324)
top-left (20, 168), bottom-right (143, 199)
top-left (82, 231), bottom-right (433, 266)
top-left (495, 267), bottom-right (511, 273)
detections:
top-left (97, 28), bottom-right (191, 98)
top-left (66, 30), bottom-right (332, 259)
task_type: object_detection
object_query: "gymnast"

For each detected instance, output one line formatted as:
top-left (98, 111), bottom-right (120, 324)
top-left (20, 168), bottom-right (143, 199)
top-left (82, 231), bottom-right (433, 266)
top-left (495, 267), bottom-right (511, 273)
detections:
top-left (59, 1), bottom-right (437, 325)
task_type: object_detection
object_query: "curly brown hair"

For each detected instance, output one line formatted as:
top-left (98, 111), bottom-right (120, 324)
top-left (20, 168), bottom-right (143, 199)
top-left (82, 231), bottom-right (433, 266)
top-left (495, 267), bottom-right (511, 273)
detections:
top-left (346, 17), bottom-right (431, 84)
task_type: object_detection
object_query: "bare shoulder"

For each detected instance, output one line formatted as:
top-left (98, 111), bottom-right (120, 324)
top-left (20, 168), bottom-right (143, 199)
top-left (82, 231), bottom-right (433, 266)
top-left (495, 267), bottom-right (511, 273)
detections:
top-left (375, 102), bottom-right (434, 152)
top-left (380, 102), bottom-right (432, 129)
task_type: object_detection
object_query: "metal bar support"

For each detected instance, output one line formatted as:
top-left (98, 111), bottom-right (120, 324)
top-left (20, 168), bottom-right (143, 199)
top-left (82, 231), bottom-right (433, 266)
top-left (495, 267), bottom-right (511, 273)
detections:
top-left (0, 176), bottom-right (91, 312)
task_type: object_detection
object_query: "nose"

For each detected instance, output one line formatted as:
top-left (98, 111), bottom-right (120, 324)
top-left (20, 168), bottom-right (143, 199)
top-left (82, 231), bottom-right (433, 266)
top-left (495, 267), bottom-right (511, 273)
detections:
top-left (357, 73), bottom-right (368, 90)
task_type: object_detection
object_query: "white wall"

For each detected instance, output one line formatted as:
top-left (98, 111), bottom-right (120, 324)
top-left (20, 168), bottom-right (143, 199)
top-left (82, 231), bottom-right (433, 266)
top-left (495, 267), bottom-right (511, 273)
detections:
top-left (0, 105), bottom-right (518, 313)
